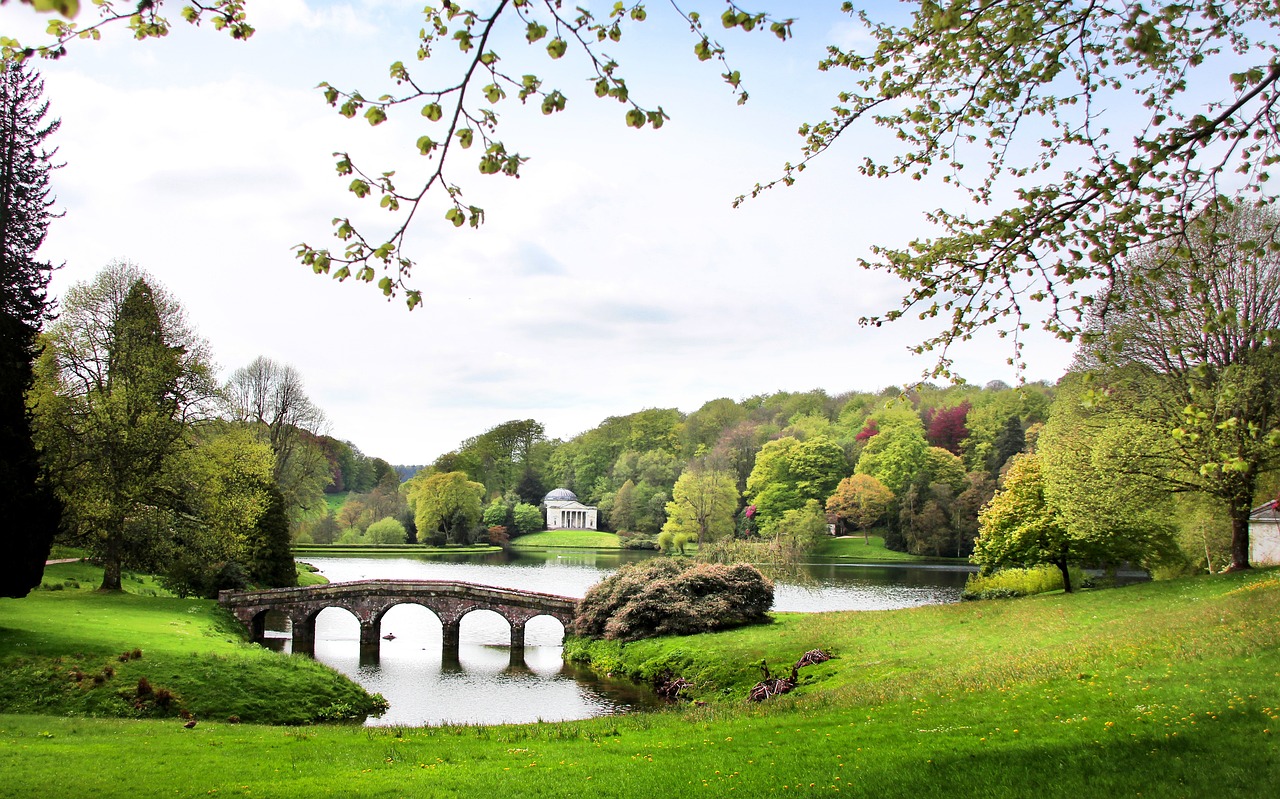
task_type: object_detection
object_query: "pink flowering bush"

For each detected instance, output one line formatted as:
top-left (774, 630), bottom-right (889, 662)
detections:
top-left (572, 559), bottom-right (774, 642)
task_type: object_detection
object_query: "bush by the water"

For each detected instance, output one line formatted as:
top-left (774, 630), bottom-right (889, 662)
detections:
top-left (572, 558), bottom-right (773, 642)
top-left (962, 565), bottom-right (1088, 600)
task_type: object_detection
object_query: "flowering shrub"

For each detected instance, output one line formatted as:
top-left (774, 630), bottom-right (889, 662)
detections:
top-left (572, 559), bottom-right (774, 642)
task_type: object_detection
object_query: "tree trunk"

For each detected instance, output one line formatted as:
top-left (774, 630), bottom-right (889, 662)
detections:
top-left (1057, 559), bottom-right (1073, 593)
top-left (1226, 504), bottom-right (1252, 572)
top-left (99, 531), bottom-right (122, 591)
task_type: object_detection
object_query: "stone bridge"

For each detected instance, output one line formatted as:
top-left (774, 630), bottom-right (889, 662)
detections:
top-left (218, 580), bottom-right (579, 654)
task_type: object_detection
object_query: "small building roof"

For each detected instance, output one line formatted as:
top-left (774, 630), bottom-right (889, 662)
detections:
top-left (544, 488), bottom-right (578, 503)
top-left (1251, 500), bottom-right (1280, 522)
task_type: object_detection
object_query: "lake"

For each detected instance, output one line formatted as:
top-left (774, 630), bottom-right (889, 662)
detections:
top-left (290, 549), bottom-right (973, 726)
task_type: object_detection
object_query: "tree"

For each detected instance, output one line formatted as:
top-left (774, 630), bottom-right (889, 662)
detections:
top-left (21, 2), bottom-right (1280, 388)
top-left (951, 471), bottom-right (996, 558)
top-left (759, 3), bottom-right (1280, 376)
top-left (246, 484), bottom-right (295, 587)
top-left (1037, 378), bottom-right (1181, 574)
top-left (609, 478), bottom-right (638, 532)
top-left (925, 402), bottom-right (969, 455)
top-left (661, 462), bottom-right (739, 546)
top-left (0, 59), bottom-right (61, 597)
top-left (971, 454), bottom-right (1078, 592)
top-left (899, 482), bottom-right (955, 558)
top-left (224, 356), bottom-right (331, 523)
top-left (32, 262), bottom-right (217, 590)
top-left (774, 499), bottom-right (828, 553)
top-left (745, 434), bottom-right (846, 528)
top-left (511, 502), bottom-right (543, 536)
top-left (1080, 202), bottom-right (1280, 570)
top-left (854, 410), bottom-right (927, 496)
top-left (990, 416), bottom-right (1027, 474)
top-left (166, 426), bottom-right (275, 596)
top-left (404, 470), bottom-right (484, 545)
top-left (826, 473), bottom-right (893, 540)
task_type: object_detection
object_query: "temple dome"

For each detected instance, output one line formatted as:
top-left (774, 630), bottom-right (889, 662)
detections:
top-left (544, 488), bottom-right (577, 502)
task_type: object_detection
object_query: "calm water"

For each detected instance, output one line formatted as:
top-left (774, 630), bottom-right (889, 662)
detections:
top-left (289, 549), bottom-right (972, 726)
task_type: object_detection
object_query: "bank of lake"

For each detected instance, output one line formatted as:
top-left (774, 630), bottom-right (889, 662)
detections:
top-left (2, 561), bottom-right (1278, 797)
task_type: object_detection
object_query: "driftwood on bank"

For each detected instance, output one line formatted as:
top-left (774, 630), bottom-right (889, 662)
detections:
top-left (748, 649), bottom-right (831, 702)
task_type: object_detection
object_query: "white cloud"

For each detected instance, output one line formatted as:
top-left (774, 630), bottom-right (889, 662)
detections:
top-left (18, 3), bottom-right (1074, 464)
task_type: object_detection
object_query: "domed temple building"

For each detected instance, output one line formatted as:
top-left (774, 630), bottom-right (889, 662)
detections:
top-left (542, 488), bottom-right (598, 531)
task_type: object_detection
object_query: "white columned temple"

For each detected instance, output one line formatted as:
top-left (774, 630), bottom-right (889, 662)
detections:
top-left (542, 488), bottom-right (599, 531)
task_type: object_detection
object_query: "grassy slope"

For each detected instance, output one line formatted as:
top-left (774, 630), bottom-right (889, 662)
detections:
top-left (323, 491), bottom-right (349, 515)
top-left (1, 569), bottom-right (1278, 797)
top-left (813, 534), bottom-right (957, 562)
top-left (0, 564), bottom-right (380, 726)
top-left (510, 530), bottom-right (623, 549)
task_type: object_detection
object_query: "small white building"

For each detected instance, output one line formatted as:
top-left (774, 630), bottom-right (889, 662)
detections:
top-left (1250, 500), bottom-right (1280, 566)
top-left (543, 488), bottom-right (598, 531)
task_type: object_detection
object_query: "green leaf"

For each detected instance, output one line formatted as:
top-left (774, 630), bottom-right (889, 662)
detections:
top-left (416, 135), bottom-right (437, 155)
top-left (457, 128), bottom-right (474, 148)
top-left (421, 102), bottom-right (443, 121)
top-left (546, 37), bottom-right (567, 59)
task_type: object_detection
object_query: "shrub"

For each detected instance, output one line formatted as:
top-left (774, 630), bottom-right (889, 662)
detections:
top-left (365, 517), bottom-right (408, 545)
top-left (961, 565), bottom-right (1087, 600)
top-left (335, 527), bottom-right (365, 546)
top-left (511, 503), bottom-right (544, 536)
top-left (572, 558), bottom-right (774, 642)
top-left (162, 558), bottom-right (249, 599)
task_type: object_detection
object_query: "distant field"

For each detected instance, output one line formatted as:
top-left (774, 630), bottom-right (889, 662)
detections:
top-left (322, 491), bottom-right (349, 515)
top-left (814, 534), bottom-right (961, 562)
top-left (509, 530), bottom-right (623, 549)
top-left (292, 544), bottom-right (501, 556)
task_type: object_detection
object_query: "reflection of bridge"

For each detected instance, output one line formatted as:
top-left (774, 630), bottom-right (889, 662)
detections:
top-left (218, 580), bottom-right (578, 654)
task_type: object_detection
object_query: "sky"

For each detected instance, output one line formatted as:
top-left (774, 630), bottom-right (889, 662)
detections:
top-left (3, 1), bottom-right (1076, 464)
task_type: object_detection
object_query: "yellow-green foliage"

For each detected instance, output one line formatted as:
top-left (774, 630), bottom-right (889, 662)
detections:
top-left (962, 565), bottom-right (1084, 600)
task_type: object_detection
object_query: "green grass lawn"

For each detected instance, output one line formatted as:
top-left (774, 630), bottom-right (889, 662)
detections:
top-left (295, 561), bottom-right (329, 587)
top-left (0, 563), bottom-right (383, 726)
top-left (509, 530), bottom-right (623, 549)
top-left (322, 491), bottom-right (349, 515)
top-left (812, 533), bottom-right (958, 562)
top-left (2, 565), bottom-right (1278, 797)
top-left (291, 544), bottom-right (502, 557)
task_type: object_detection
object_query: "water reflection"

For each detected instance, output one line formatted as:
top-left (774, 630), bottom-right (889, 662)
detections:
top-left (287, 550), bottom-right (973, 726)
top-left (304, 604), bottom-right (660, 726)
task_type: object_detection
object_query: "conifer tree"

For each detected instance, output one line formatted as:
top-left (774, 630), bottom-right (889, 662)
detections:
top-left (0, 59), bottom-right (62, 598)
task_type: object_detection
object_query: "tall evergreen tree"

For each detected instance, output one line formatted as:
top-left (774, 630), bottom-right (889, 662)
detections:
top-left (33, 263), bottom-right (216, 590)
top-left (0, 59), bottom-right (62, 597)
top-left (248, 484), bottom-right (296, 589)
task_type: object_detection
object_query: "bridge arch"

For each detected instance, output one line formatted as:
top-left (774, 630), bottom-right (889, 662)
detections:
top-left (219, 580), bottom-right (578, 655)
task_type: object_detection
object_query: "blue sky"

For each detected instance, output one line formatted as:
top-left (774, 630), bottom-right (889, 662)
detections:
top-left (4, 1), bottom-right (1075, 463)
